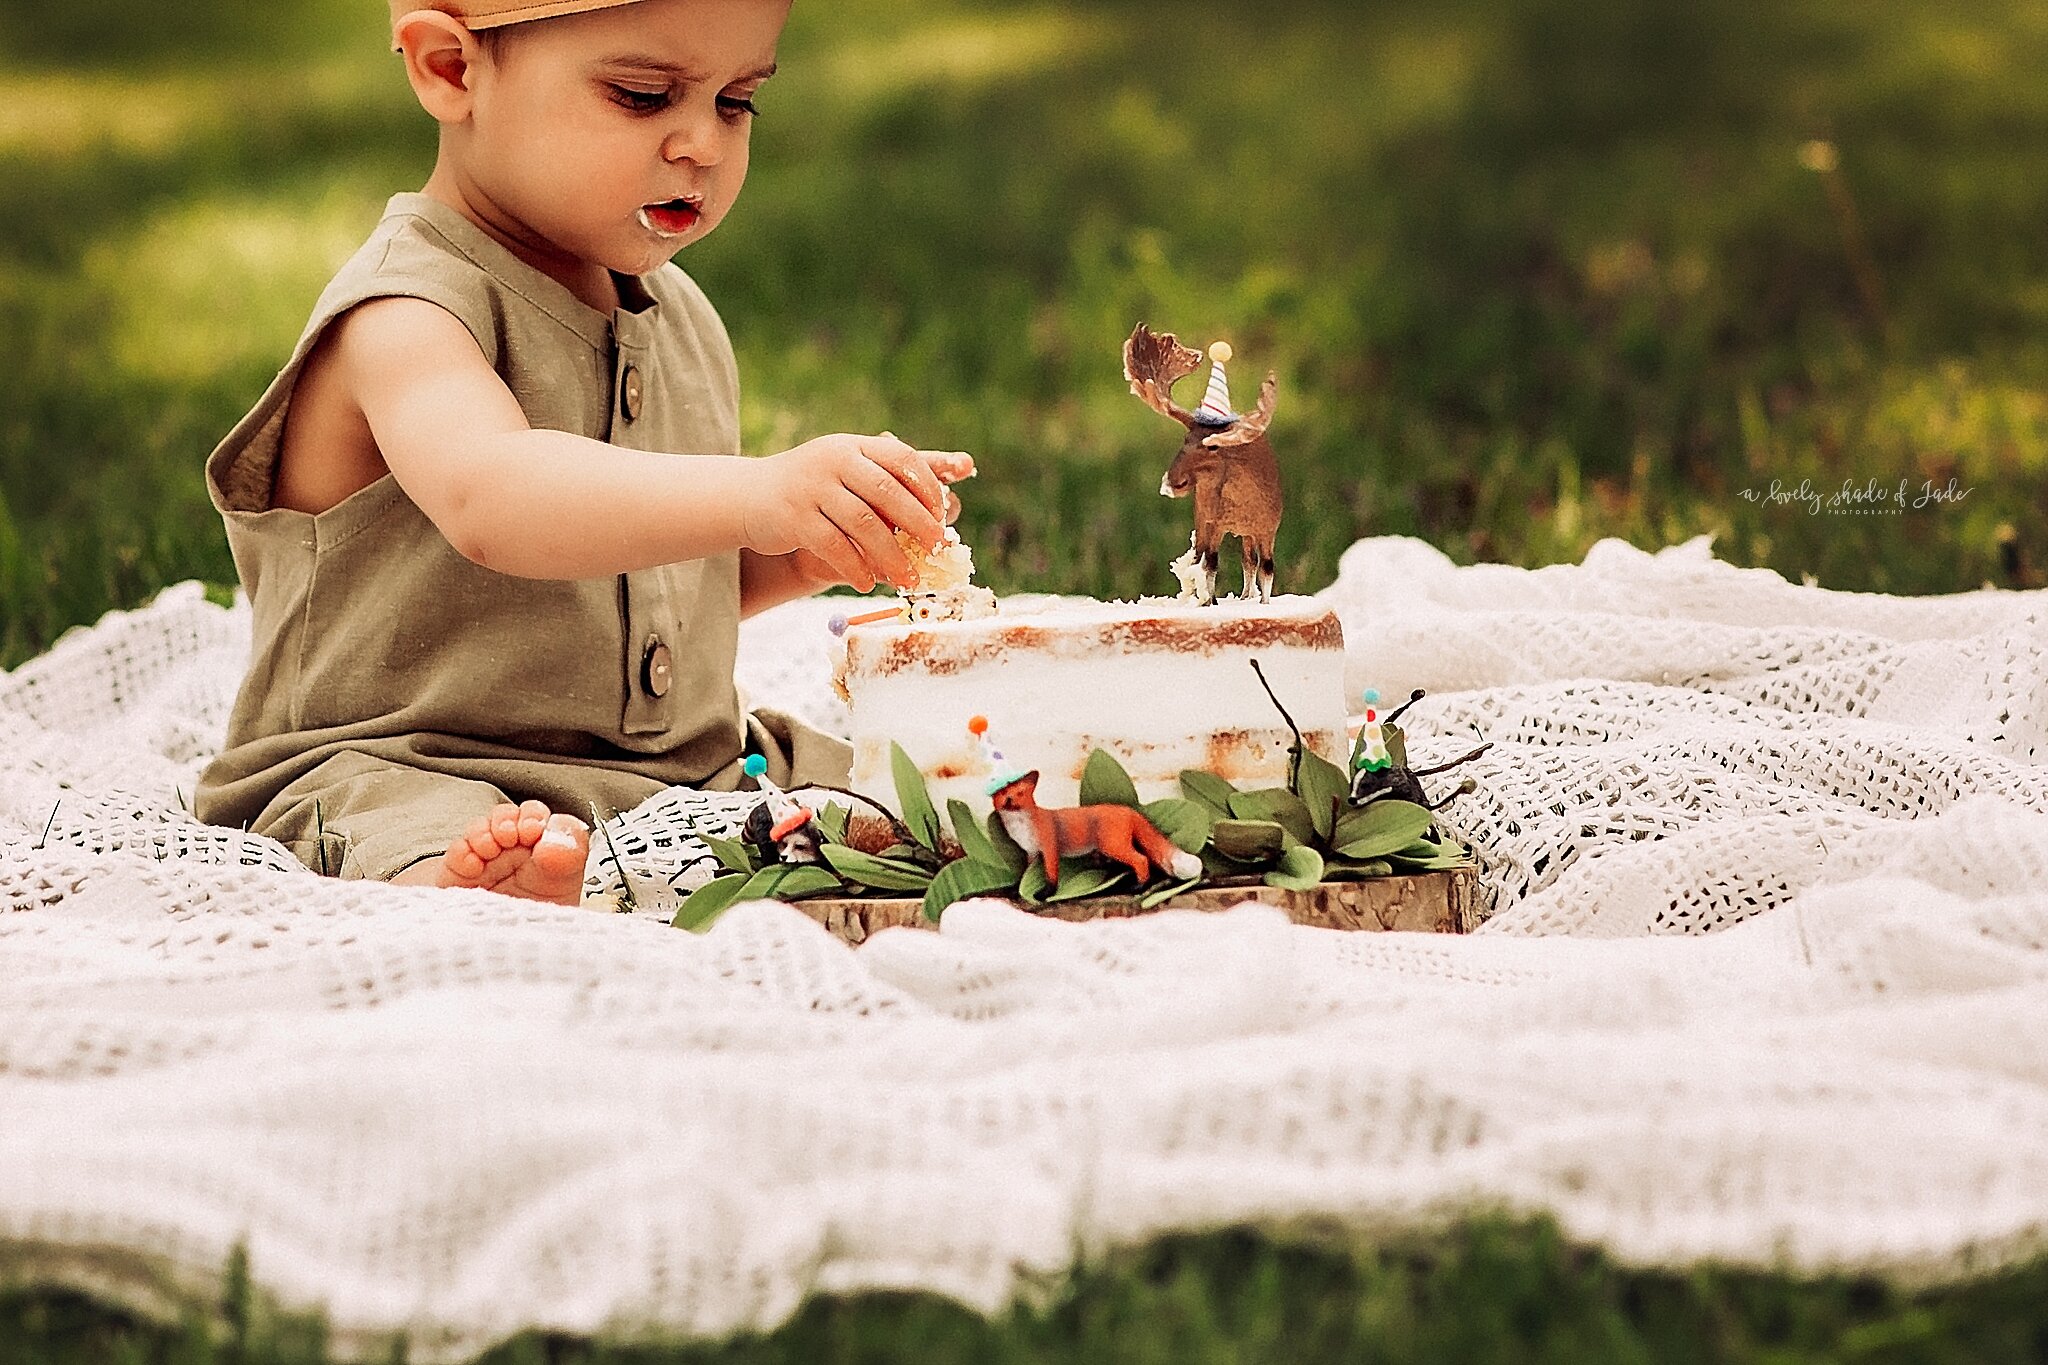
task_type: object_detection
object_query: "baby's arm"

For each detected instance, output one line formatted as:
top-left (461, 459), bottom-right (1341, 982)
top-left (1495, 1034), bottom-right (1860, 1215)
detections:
top-left (337, 296), bottom-right (948, 587)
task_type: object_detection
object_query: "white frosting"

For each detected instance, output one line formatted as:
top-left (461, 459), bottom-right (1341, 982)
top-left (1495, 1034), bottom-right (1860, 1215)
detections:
top-left (838, 594), bottom-right (1350, 813)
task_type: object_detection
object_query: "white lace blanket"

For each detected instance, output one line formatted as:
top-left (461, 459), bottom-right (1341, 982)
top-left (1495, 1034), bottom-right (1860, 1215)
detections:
top-left (3, 536), bottom-right (2045, 1361)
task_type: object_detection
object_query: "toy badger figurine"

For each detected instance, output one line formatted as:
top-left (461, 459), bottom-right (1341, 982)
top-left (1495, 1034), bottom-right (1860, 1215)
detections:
top-left (972, 717), bottom-right (1201, 890)
top-left (1124, 323), bottom-right (1283, 605)
top-left (1350, 688), bottom-right (1491, 811)
top-left (740, 754), bottom-right (826, 865)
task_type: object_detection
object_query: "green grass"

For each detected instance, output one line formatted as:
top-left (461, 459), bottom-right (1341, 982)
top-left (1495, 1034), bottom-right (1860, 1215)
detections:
top-left (4, 0), bottom-right (2047, 670)
top-left (6, 0), bottom-right (2048, 1357)
top-left (6, 1217), bottom-right (2046, 1364)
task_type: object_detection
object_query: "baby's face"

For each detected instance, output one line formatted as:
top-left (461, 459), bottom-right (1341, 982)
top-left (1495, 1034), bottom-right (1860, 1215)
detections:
top-left (462, 0), bottom-right (790, 278)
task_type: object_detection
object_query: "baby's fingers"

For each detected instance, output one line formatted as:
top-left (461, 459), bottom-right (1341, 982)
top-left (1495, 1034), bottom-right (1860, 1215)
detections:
top-left (860, 435), bottom-right (947, 520)
top-left (848, 443), bottom-right (945, 552)
top-left (823, 488), bottom-right (914, 590)
top-left (801, 518), bottom-right (875, 593)
top-left (925, 451), bottom-right (976, 484)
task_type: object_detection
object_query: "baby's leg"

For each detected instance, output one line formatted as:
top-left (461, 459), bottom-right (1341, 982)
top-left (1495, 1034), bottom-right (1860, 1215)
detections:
top-left (255, 752), bottom-right (590, 906)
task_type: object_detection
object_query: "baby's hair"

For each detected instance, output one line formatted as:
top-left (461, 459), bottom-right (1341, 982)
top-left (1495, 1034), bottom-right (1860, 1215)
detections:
top-left (473, 24), bottom-right (520, 62)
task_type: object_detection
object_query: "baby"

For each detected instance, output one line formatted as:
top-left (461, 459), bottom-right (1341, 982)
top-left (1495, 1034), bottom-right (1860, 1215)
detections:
top-left (194, 0), bottom-right (972, 906)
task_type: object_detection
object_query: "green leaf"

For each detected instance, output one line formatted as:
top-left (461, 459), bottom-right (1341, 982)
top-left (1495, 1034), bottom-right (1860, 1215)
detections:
top-left (947, 799), bottom-right (999, 864)
top-left (1043, 865), bottom-right (1133, 903)
top-left (1323, 858), bottom-right (1394, 880)
top-left (816, 802), bottom-right (849, 843)
top-left (1139, 876), bottom-right (1202, 910)
top-left (1228, 788), bottom-right (1315, 846)
top-left (985, 811), bottom-right (1030, 872)
top-left (671, 872), bottom-right (751, 932)
top-left (702, 833), bottom-right (757, 875)
top-left (1293, 750), bottom-right (1350, 843)
top-left (1263, 843), bottom-right (1325, 891)
top-left (1334, 800), bottom-right (1436, 860)
top-left (1179, 769), bottom-right (1238, 816)
top-left (821, 844), bottom-right (935, 892)
top-left (1385, 720), bottom-right (1411, 770)
top-left (1141, 798), bottom-right (1213, 854)
top-left (890, 741), bottom-right (943, 851)
top-left (1018, 855), bottom-right (1118, 903)
top-left (1079, 749), bottom-right (1142, 808)
top-left (735, 865), bottom-right (798, 902)
top-left (1210, 818), bottom-right (1286, 863)
top-left (771, 866), bottom-right (843, 901)
top-left (923, 857), bottom-right (1021, 922)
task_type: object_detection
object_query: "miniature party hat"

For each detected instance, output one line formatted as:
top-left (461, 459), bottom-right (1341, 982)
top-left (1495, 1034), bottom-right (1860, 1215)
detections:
top-left (1354, 689), bottom-right (1391, 773)
top-left (742, 753), bottom-right (815, 840)
top-left (968, 716), bottom-right (1029, 795)
top-left (1194, 341), bottom-right (1238, 426)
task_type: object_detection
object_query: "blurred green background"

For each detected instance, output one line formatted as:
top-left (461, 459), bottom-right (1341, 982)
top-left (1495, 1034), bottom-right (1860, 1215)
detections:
top-left (3, 0), bottom-right (2045, 670)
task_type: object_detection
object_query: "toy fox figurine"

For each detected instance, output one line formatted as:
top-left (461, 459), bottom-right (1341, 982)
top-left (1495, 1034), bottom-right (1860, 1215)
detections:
top-left (988, 770), bottom-right (1203, 889)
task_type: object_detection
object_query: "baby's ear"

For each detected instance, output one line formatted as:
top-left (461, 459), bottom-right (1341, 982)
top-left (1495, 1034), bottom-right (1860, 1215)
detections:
top-left (393, 9), bottom-right (484, 124)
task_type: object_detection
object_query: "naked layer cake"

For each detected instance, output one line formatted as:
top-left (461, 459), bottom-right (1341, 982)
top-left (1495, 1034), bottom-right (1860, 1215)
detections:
top-left (834, 594), bottom-right (1350, 812)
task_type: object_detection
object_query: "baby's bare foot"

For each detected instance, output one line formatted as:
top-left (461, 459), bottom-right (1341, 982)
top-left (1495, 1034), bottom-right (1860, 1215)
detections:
top-left (436, 800), bottom-right (590, 906)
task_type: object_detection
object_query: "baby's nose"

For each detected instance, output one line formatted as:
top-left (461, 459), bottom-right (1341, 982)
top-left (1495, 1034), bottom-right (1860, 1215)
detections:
top-left (660, 117), bottom-right (724, 167)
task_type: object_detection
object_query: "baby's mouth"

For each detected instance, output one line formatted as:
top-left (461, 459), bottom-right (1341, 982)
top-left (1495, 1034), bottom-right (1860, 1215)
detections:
top-left (638, 196), bottom-right (703, 237)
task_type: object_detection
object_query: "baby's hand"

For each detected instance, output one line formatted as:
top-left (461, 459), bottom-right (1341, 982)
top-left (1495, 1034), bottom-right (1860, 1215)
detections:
top-left (744, 434), bottom-right (960, 591)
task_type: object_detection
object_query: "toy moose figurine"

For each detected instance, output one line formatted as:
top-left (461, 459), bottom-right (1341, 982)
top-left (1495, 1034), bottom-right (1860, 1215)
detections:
top-left (1123, 323), bottom-right (1283, 604)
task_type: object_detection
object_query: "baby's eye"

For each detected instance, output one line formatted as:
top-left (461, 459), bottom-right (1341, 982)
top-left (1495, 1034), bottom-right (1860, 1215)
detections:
top-left (607, 84), bottom-right (671, 114)
top-left (716, 94), bottom-right (760, 120)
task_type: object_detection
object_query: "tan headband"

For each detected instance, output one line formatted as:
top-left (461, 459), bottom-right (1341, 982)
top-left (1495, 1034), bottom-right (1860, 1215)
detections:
top-left (389, 0), bottom-right (644, 33)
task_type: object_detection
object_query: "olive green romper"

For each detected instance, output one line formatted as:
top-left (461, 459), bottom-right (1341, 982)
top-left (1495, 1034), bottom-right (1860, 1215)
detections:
top-left (194, 192), bottom-right (851, 882)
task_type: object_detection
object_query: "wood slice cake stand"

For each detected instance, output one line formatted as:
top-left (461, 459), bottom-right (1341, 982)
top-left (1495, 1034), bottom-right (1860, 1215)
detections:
top-left (792, 869), bottom-right (1479, 945)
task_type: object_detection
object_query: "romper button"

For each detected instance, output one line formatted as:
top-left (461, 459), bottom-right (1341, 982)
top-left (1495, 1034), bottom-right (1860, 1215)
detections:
top-left (621, 365), bottom-right (644, 422)
top-left (641, 636), bottom-right (672, 698)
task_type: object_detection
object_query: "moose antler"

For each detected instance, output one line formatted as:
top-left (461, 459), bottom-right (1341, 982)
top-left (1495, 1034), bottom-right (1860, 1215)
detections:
top-left (1201, 371), bottom-right (1279, 448)
top-left (1123, 323), bottom-right (1203, 428)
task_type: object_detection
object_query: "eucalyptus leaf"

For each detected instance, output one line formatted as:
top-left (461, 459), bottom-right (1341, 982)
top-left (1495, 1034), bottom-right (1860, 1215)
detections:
top-left (985, 812), bottom-right (1030, 873)
top-left (1228, 788), bottom-right (1315, 846)
top-left (821, 844), bottom-right (935, 892)
top-left (890, 741), bottom-right (943, 850)
top-left (671, 872), bottom-right (750, 932)
top-left (1386, 721), bottom-right (1411, 770)
top-left (1263, 843), bottom-right (1325, 891)
top-left (702, 833), bottom-right (757, 875)
top-left (1138, 876), bottom-right (1202, 910)
top-left (1179, 769), bottom-right (1238, 816)
top-left (1210, 818), bottom-right (1286, 863)
top-left (1322, 858), bottom-right (1394, 880)
top-left (733, 865), bottom-right (796, 904)
top-left (1142, 798), bottom-right (1213, 854)
top-left (1334, 800), bottom-right (1436, 859)
top-left (1079, 749), bottom-right (1142, 809)
top-left (770, 866), bottom-right (843, 901)
top-left (923, 857), bottom-right (1021, 922)
top-left (1018, 856), bottom-right (1106, 904)
top-left (1293, 750), bottom-right (1350, 842)
top-left (1044, 865), bottom-right (1133, 903)
top-left (947, 799), bottom-right (1002, 866)
top-left (816, 802), bottom-right (849, 844)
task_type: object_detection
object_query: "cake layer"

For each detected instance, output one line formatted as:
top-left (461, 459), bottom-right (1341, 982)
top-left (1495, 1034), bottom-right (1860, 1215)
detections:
top-left (839, 595), bottom-right (1350, 813)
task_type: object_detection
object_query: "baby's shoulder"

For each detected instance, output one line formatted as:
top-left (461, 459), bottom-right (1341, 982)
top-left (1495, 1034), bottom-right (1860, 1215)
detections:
top-left (643, 261), bottom-right (725, 332)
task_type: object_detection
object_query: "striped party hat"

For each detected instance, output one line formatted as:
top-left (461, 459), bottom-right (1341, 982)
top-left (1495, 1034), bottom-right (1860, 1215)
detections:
top-left (1194, 341), bottom-right (1238, 425)
top-left (968, 716), bottom-right (1028, 795)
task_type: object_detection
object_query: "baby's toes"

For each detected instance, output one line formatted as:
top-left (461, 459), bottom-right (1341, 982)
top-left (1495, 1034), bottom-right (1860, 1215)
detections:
top-left (489, 802), bottom-right (524, 851)
top-left (532, 813), bottom-right (590, 873)
top-left (445, 830), bottom-right (489, 880)
top-left (515, 799), bottom-right (552, 846)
